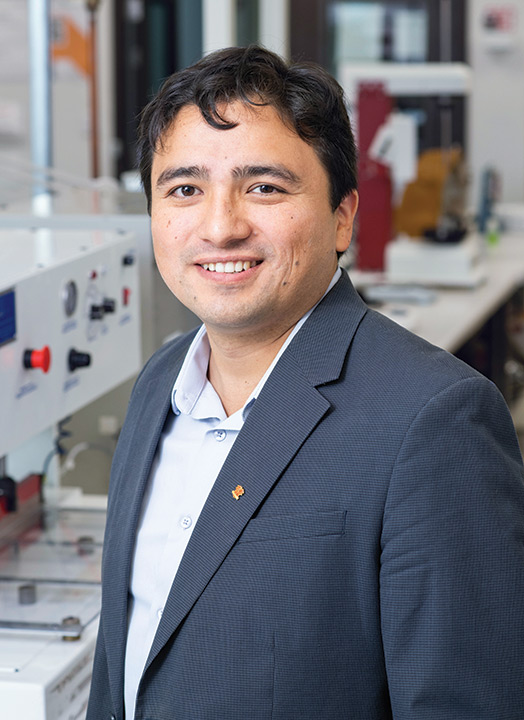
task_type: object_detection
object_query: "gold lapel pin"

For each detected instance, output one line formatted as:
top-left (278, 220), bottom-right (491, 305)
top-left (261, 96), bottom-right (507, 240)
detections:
top-left (232, 485), bottom-right (245, 500)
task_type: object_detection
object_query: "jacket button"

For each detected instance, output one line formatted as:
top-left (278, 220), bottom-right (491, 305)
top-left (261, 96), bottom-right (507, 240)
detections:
top-left (110, 715), bottom-right (116, 720)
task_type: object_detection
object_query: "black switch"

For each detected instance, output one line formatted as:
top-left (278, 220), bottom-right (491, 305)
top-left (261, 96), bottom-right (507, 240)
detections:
top-left (89, 304), bottom-right (104, 320)
top-left (68, 349), bottom-right (92, 372)
top-left (103, 298), bottom-right (116, 313)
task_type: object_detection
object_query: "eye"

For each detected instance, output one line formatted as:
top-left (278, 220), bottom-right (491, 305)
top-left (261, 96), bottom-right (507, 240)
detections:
top-left (169, 185), bottom-right (201, 198)
top-left (250, 184), bottom-right (283, 195)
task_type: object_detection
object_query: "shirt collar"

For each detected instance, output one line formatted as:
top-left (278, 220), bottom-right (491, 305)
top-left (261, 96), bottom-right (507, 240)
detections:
top-left (172, 325), bottom-right (210, 415)
top-left (171, 268), bottom-right (341, 418)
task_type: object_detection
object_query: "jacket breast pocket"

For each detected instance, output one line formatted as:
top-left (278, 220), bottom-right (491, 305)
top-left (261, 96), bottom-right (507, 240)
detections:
top-left (236, 510), bottom-right (346, 544)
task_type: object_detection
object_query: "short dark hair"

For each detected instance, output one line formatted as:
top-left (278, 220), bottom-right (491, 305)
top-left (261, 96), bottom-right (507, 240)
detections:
top-left (137, 45), bottom-right (358, 214)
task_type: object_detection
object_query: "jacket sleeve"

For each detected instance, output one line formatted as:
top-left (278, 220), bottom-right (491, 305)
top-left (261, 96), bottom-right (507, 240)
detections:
top-left (380, 376), bottom-right (524, 719)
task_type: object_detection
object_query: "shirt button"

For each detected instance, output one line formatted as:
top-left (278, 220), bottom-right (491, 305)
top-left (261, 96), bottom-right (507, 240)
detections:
top-left (214, 429), bottom-right (226, 441)
top-left (157, 607), bottom-right (163, 620)
top-left (180, 515), bottom-right (192, 529)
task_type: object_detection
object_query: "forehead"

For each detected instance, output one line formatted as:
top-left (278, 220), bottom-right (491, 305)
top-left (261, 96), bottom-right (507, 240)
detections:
top-left (164, 101), bottom-right (293, 139)
top-left (152, 101), bottom-right (323, 173)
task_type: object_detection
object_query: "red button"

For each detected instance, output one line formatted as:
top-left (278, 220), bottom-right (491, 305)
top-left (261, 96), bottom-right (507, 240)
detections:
top-left (23, 346), bottom-right (51, 373)
top-left (123, 287), bottom-right (131, 306)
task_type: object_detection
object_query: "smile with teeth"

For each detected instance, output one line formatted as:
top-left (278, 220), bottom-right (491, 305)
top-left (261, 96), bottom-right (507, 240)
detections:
top-left (201, 260), bottom-right (259, 273)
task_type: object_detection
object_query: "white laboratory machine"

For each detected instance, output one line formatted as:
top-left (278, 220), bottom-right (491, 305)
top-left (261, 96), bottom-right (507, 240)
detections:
top-left (385, 233), bottom-right (488, 287)
top-left (0, 224), bottom-right (141, 719)
top-left (0, 490), bottom-right (106, 720)
top-left (0, 158), bottom-right (156, 358)
top-left (0, 158), bottom-right (197, 358)
top-left (0, 226), bottom-right (141, 456)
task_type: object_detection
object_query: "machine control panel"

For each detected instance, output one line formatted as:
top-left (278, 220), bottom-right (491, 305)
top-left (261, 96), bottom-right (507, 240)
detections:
top-left (0, 228), bottom-right (141, 457)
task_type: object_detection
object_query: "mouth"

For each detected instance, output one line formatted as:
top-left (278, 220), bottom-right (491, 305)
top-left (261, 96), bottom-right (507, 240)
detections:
top-left (200, 260), bottom-right (261, 274)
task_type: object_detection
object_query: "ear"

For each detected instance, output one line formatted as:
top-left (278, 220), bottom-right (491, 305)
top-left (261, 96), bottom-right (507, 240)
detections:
top-left (335, 191), bottom-right (359, 254)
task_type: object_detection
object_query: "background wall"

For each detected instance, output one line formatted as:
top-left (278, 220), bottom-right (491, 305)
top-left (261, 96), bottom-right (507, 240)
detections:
top-left (468, 0), bottom-right (524, 207)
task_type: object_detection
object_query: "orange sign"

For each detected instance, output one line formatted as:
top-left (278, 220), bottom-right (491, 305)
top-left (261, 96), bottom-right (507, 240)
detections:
top-left (52, 15), bottom-right (90, 76)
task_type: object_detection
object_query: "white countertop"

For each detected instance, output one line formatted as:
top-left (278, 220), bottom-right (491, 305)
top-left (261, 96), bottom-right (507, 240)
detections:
top-left (350, 233), bottom-right (524, 353)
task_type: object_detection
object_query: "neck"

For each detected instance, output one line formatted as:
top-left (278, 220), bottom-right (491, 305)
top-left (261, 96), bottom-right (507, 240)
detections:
top-left (206, 325), bottom-right (295, 416)
top-left (204, 269), bottom-right (339, 414)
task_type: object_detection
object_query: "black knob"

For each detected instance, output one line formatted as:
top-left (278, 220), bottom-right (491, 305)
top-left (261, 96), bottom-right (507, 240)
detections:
top-left (89, 304), bottom-right (104, 320)
top-left (103, 298), bottom-right (116, 313)
top-left (68, 349), bottom-right (91, 372)
top-left (122, 253), bottom-right (135, 266)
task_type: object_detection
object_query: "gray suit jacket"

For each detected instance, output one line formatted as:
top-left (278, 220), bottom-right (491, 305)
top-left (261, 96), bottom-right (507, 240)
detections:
top-left (87, 272), bottom-right (524, 719)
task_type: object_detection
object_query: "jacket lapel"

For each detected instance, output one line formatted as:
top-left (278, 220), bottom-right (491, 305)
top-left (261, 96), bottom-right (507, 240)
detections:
top-left (144, 272), bottom-right (368, 672)
top-left (101, 340), bottom-right (191, 711)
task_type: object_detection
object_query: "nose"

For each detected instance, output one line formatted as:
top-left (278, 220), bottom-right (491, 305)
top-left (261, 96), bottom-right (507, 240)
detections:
top-left (198, 193), bottom-right (251, 246)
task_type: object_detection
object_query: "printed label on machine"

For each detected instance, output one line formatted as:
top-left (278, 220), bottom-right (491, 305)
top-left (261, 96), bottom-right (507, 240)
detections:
top-left (46, 644), bottom-right (95, 720)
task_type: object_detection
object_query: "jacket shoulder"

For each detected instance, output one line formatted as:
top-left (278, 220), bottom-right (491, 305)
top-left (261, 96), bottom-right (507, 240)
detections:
top-left (355, 306), bottom-right (485, 394)
top-left (132, 327), bottom-right (199, 394)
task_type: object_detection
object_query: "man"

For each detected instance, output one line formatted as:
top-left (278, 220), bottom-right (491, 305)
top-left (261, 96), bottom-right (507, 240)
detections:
top-left (87, 46), bottom-right (524, 719)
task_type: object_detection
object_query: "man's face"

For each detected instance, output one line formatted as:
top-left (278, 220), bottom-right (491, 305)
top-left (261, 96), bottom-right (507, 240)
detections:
top-left (150, 102), bottom-right (357, 342)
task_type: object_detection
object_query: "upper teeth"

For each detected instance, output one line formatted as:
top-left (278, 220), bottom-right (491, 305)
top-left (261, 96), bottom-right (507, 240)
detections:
top-left (202, 261), bottom-right (257, 273)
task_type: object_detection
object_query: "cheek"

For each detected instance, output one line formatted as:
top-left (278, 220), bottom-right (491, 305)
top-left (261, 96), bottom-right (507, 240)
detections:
top-left (152, 217), bottom-right (183, 258)
top-left (152, 239), bottom-right (181, 288)
top-left (152, 233), bottom-right (170, 263)
top-left (274, 213), bottom-right (306, 250)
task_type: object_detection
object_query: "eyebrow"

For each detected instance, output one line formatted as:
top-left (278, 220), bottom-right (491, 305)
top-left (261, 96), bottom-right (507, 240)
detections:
top-left (232, 165), bottom-right (300, 185)
top-left (155, 163), bottom-right (300, 190)
top-left (155, 165), bottom-right (209, 189)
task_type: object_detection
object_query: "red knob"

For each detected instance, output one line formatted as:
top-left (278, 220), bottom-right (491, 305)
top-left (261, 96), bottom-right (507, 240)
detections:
top-left (23, 346), bottom-right (51, 373)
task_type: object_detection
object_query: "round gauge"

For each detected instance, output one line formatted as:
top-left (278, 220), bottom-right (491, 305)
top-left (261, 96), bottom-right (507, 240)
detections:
top-left (62, 280), bottom-right (78, 317)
